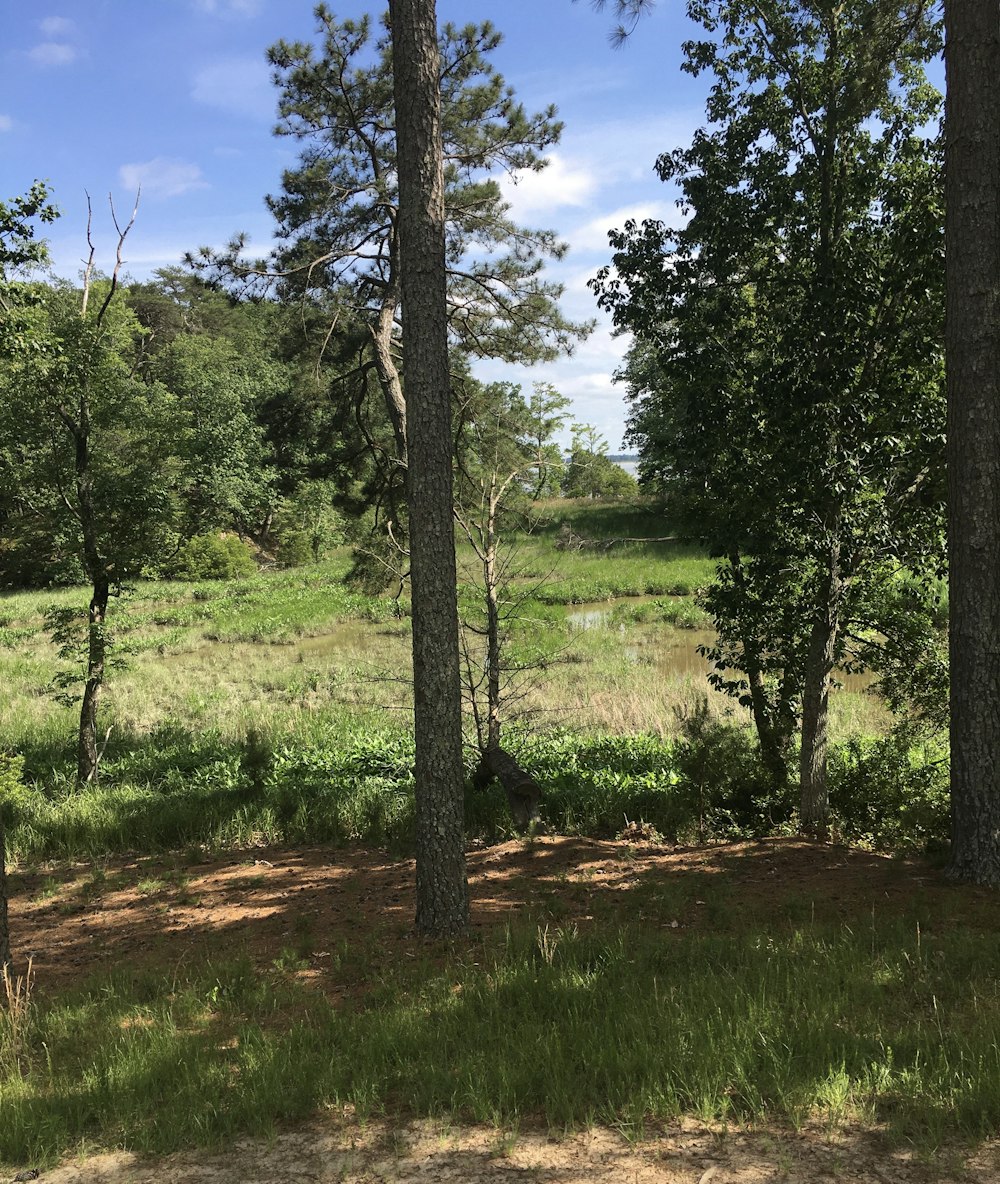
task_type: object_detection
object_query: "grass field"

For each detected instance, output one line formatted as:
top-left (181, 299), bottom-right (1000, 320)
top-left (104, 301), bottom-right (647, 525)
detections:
top-left (0, 500), bottom-right (966, 1176)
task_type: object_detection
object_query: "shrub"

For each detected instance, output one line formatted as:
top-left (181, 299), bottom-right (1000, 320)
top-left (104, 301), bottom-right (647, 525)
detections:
top-left (168, 534), bottom-right (257, 581)
top-left (829, 726), bottom-right (949, 851)
top-left (274, 529), bottom-right (313, 569)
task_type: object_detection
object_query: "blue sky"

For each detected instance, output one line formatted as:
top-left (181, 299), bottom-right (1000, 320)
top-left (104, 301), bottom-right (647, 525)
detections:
top-left (3, 2), bottom-right (725, 446)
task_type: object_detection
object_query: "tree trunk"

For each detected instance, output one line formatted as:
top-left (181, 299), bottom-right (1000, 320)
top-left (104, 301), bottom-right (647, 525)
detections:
top-left (390, 0), bottom-right (469, 936)
top-left (483, 503), bottom-right (501, 751)
top-left (728, 554), bottom-right (791, 791)
top-left (945, 0), bottom-right (1000, 884)
top-left (370, 285), bottom-right (409, 467)
top-left (473, 746), bottom-right (542, 833)
top-left (0, 807), bottom-right (11, 973)
top-left (798, 540), bottom-right (842, 831)
top-left (77, 577), bottom-right (109, 785)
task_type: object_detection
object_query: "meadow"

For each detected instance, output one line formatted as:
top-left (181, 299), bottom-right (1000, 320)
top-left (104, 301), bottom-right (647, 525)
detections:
top-left (0, 500), bottom-right (972, 1177)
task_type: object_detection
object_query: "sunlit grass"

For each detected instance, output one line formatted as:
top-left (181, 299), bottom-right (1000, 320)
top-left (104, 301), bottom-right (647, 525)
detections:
top-left (2, 915), bottom-right (999, 1169)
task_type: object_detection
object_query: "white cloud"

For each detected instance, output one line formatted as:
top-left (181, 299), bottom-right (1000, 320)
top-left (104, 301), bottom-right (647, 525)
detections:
top-left (192, 0), bottom-right (262, 17)
top-left (0, 115), bottom-right (12, 133)
top-left (39, 16), bottom-right (75, 37)
top-left (569, 201), bottom-right (675, 254)
top-left (27, 41), bottom-right (78, 67)
top-left (501, 154), bottom-right (598, 220)
top-left (118, 157), bottom-right (209, 200)
top-left (192, 58), bottom-right (273, 120)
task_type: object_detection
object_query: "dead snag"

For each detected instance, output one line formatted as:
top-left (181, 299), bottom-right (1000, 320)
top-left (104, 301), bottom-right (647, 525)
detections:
top-left (473, 745), bottom-right (542, 833)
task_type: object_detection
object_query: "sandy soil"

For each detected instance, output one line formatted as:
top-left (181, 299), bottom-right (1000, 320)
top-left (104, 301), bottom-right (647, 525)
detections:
top-left (8, 836), bottom-right (1000, 1183)
top-left (28, 1115), bottom-right (1000, 1184)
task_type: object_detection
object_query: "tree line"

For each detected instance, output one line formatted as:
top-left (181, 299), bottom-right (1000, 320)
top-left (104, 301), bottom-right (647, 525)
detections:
top-left (1, 0), bottom-right (998, 947)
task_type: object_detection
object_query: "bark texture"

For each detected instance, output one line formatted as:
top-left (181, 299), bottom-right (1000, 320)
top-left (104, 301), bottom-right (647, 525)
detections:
top-left (78, 578), bottom-right (109, 784)
top-left (798, 539), bottom-right (842, 832)
top-left (390, 0), bottom-right (469, 935)
top-left (946, 0), bottom-right (1000, 884)
top-left (0, 810), bottom-right (10, 973)
top-left (473, 746), bottom-right (543, 833)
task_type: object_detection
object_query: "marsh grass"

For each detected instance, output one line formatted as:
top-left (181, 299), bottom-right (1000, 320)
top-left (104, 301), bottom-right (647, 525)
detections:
top-left (2, 917), bottom-right (999, 1168)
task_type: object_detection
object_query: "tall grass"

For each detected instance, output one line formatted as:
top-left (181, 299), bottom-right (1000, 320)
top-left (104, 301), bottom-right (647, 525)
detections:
top-left (3, 723), bottom-right (948, 863)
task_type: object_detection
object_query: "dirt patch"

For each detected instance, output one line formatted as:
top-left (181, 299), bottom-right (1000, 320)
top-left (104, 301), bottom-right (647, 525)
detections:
top-left (26, 1115), bottom-right (1000, 1183)
top-left (8, 837), bottom-right (1000, 1183)
top-left (9, 836), bottom-right (994, 993)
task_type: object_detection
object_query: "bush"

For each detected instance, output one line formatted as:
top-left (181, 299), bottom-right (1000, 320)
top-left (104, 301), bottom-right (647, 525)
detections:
top-left (0, 752), bottom-right (31, 827)
top-left (829, 726), bottom-right (949, 851)
top-left (274, 529), bottom-right (313, 569)
top-left (168, 534), bottom-right (257, 581)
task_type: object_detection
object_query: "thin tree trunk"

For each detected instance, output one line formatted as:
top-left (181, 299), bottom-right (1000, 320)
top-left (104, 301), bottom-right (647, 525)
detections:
top-left (390, 0), bottom-right (469, 936)
top-left (728, 553), bottom-right (791, 790)
top-left (798, 540), bottom-right (842, 832)
top-left (77, 577), bottom-right (109, 784)
top-left (0, 808), bottom-right (11, 973)
top-left (484, 496), bottom-right (501, 751)
top-left (945, 0), bottom-right (1000, 884)
top-left (370, 286), bottom-right (408, 466)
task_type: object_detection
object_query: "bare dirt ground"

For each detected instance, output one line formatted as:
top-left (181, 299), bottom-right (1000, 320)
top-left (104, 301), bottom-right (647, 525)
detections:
top-left (9, 836), bottom-right (1000, 1184)
top-left (29, 1114), bottom-right (1000, 1184)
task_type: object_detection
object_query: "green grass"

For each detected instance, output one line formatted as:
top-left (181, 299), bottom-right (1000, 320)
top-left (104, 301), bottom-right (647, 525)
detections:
top-left (2, 723), bottom-right (948, 864)
top-left (3, 915), bottom-right (999, 1169)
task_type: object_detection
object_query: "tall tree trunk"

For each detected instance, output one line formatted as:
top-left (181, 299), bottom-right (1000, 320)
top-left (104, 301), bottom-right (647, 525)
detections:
top-left (390, 0), bottom-right (469, 936)
top-left (484, 495), bottom-right (502, 752)
top-left (77, 577), bottom-right (110, 784)
top-left (0, 807), bottom-right (11, 973)
top-left (799, 538), bottom-right (842, 831)
top-left (945, 0), bottom-right (1000, 884)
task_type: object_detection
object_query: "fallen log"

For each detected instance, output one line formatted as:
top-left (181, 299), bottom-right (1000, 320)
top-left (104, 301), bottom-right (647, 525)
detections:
top-left (473, 745), bottom-right (542, 833)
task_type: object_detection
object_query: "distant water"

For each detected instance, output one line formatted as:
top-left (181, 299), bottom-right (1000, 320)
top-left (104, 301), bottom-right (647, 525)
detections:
top-left (609, 455), bottom-right (639, 477)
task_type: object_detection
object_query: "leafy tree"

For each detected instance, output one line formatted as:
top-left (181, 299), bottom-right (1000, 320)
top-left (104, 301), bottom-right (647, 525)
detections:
top-left (0, 244), bottom-right (191, 781)
top-left (0, 202), bottom-right (268, 781)
top-left (525, 382), bottom-right (572, 499)
top-left (562, 424), bottom-right (638, 499)
top-left (152, 333), bottom-right (274, 539)
top-left (597, 0), bottom-right (945, 827)
top-left (945, 0), bottom-right (1000, 883)
top-left (0, 181), bottom-right (59, 351)
top-left (390, 0), bottom-right (468, 936)
top-left (0, 184), bottom-right (57, 971)
top-left (192, 6), bottom-right (588, 488)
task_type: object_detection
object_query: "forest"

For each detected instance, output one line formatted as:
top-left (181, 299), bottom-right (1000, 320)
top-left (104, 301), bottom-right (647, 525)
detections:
top-left (0, 0), bottom-right (998, 1179)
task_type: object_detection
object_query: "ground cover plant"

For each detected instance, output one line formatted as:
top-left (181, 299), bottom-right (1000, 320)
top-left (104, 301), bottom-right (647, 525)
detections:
top-left (0, 499), bottom-right (960, 1177)
top-left (1, 837), bottom-right (996, 1175)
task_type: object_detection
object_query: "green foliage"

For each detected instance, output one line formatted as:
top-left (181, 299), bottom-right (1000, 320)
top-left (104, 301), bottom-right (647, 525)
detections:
top-left (0, 752), bottom-right (30, 828)
top-left (0, 181), bottom-right (59, 357)
top-left (168, 534), bottom-right (257, 581)
top-left (273, 478), bottom-right (344, 565)
top-left (829, 727), bottom-right (950, 851)
top-left (598, 0), bottom-right (946, 803)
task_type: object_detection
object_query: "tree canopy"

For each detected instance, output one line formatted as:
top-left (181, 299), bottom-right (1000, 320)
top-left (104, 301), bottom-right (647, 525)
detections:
top-left (597, 0), bottom-right (946, 824)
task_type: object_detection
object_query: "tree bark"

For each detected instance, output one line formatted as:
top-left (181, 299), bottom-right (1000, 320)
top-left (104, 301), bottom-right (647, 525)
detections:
top-left (945, 0), bottom-right (1000, 884)
top-left (390, 0), bottom-right (469, 936)
top-left (728, 554), bottom-right (792, 791)
top-left (473, 746), bottom-right (542, 833)
top-left (799, 538), bottom-right (842, 831)
top-left (370, 278), bottom-right (408, 466)
top-left (0, 807), bottom-right (11, 973)
top-left (77, 577), bottom-right (109, 784)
